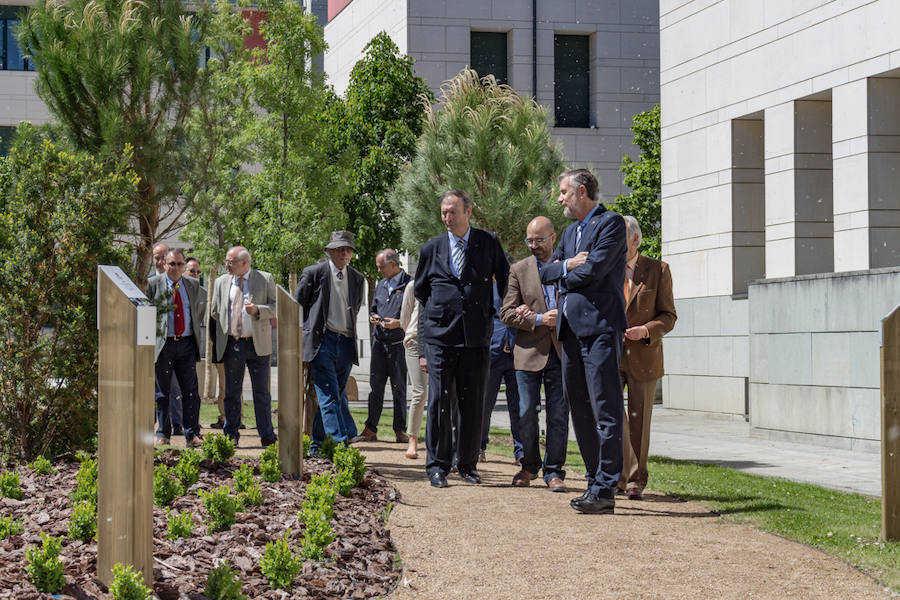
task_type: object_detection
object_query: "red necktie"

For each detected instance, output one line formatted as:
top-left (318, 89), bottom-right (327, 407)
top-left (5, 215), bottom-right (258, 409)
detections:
top-left (173, 282), bottom-right (185, 336)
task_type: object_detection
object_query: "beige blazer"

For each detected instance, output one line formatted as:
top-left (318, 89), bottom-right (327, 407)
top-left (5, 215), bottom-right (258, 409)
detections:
top-left (210, 268), bottom-right (277, 360)
top-left (620, 254), bottom-right (677, 381)
top-left (499, 256), bottom-right (562, 372)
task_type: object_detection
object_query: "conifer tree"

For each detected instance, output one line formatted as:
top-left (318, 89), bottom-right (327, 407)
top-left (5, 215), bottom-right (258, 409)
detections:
top-left (390, 68), bottom-right (566, 259)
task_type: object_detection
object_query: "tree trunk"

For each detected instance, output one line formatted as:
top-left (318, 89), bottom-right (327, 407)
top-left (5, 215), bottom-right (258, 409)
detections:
top-left (134, 186), bottom-right (159, 290)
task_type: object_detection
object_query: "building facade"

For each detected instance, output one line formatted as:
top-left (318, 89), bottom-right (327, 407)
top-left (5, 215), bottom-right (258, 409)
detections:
top-left (323, 0), bottom-right (660, 199)
top-left (661, 0), bottom-right (900, 451)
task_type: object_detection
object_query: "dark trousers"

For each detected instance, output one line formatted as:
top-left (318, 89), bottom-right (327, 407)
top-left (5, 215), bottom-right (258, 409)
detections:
top-left (310, 330), bottom-right (358, 446)
top-left (517, 349), bottom-right (568, 483)
top-left (365, 341), bottom-right (408, 434)
top-left (154, 337), bottom-right (200, 441)
top-left (560, 328), bottom-right (624, 498)
top-left (223, 337), bottom-right (275, 442)
top-left (481, 350), bottom-right (522, 457)
top-left (425, 344), bottom-right (488, 477)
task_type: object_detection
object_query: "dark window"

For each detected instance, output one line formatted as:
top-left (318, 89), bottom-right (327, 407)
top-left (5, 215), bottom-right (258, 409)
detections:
top-left (554, 34), bottom-right (589, 128)
top-left (0, 126), bottom-right (15, 156)
top-left (470, 31), bottom-right (507, 86)
top-left (1, 13), bottom-right (34, 72)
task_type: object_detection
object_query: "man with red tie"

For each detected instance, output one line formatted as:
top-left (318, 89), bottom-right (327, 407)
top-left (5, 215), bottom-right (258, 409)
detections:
top-left (147, 248), bottom-right (204, 447)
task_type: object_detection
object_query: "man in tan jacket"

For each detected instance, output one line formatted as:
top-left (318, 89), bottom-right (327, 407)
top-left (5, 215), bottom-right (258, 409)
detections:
top-left (619, 216), bottom-right (677, 499)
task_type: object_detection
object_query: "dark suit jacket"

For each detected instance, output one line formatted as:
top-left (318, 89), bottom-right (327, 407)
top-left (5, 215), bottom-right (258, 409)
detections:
top-left (500, 256), bottom-right (562, 372)
top-left (294, 260), bottom-right (365, 364)
top-left (620, 254), bottom-right (677, 381)
top-left (370, 270), bottom-right (411, 344)
top-left (147, 274), bottom-right (204, 362)
top-left (414, 228), bottom-right (509, 350)
top-left (540, 204), bottom-right (627, 338)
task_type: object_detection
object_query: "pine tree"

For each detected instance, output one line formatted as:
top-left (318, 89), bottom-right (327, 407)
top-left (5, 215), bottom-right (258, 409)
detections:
top-left (390, 68), bottom-right (566, 259)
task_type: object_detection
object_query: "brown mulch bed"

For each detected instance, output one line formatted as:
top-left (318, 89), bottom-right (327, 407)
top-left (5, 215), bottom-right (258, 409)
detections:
top-left (0, 452), bottom-right (400, 599)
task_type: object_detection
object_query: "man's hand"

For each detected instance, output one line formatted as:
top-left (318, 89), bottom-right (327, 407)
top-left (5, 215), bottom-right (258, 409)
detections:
top-left (542, 309), bottom-right (557, 327)
top-left (514, 303), bottom-right (534, 321)
top-left (380, 317), bottom-right (401, 330)
top-left (369, 314), bottom-right (382, 325)
top-left (244, 302), bottom-right (259, 316)
top-left (625, 325), bottom-right (649, 340)
top-left (566, 251), bottom-right (589, 271)
top-left (419, 356), bottom-right (428, 374)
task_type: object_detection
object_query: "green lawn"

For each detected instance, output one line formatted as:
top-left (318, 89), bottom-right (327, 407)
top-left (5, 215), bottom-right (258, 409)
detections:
top-left (199, 401), bottom-right (900, 592)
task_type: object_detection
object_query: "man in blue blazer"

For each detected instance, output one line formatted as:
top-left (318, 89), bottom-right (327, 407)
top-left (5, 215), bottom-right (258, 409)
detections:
top-left (539, 168), bottom-right (627, 514)
top-left (414, 190), bottom-right (510, 488)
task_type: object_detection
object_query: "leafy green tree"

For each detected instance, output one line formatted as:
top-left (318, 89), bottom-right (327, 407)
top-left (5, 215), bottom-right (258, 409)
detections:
top-left (17, 0), bottom-right (217, 281)
top-left (390, 68), bottom-right (566, 259)
top-left (0, 124), bottom-right (137, 460)
top-left (324, 32), bottom-right (432, 281)
top-left (611, 103), bottom-right (661, 258)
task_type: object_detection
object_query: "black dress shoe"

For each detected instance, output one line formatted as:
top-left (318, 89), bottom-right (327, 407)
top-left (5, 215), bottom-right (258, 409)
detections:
top-left (429, 472), bottom-right (448, 488)
top-left (261, 436), bottom-right (278, 448)
top-left (570, 489), bottom-right (592, 508)
top-left (458, 469), bottom-right (482, 484)
top-left (571, 493), bottom-right (615, 514)
top-left (172, 425), bottom-right (184, 436)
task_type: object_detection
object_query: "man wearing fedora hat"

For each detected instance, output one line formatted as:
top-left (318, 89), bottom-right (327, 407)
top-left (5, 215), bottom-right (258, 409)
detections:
top-left (295, 230), bottom-right (365, 450)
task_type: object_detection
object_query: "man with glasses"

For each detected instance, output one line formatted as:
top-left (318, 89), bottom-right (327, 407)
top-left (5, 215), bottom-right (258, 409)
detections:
top-left (151, 241), bottom-right (183, 436)
top-left (147, 248), bottom-right (204, 447)
top-left (501, 216), bottom-right (569, 491)
top-left (210, 246), bottom-right (278, 447)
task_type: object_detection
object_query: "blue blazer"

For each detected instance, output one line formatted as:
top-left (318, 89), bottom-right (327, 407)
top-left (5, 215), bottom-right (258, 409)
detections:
top-left (414, 228), bottom-right (509, 349)
top-left (540, 204), bottom-right (627, 338)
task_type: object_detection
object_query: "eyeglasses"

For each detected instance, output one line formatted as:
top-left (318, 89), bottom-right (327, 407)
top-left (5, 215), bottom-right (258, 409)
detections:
top-left (524, 237), bottom-right (549, 246)
top-left (167, 261), bottom-right (185, 267)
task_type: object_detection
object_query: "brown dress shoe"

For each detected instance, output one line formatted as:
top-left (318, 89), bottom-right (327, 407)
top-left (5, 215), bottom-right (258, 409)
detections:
top-left (511, 469), bottom-right (536, 487)
top-left (155, 437), bottom-right (170, 446)
top-left (395, 430), bottom-right (410, 443)
top-left (187, 436), bottom-right (203, 448)
top-left (547, 477), bottom-right (566, 492)
top-left (350, 427), bottom-right (377, 443)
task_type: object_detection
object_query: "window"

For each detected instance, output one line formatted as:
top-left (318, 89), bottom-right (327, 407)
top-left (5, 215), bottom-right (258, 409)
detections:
top-left (554, 34), bottom-right (589, 128)
top-left (1, 11), bottom-right (34, 71)
top-left (470, 31), bottom-right (507, 86)
top-left (0, 126), bottom-right (15, 156)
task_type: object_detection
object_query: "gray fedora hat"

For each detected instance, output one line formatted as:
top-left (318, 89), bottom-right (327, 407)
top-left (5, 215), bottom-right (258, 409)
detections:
top-left (324, 230), bottom-right (357, 252)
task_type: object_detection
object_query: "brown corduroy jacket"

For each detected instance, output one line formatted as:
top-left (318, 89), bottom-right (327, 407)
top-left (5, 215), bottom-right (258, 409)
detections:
top-left (620, 254), bottom-right (677, 381)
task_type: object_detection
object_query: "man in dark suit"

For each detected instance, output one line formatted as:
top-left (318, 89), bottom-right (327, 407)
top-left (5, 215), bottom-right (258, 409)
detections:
top-left (354, 249), bottom-right (411, 444)
top-left (147, 248), bottom-right (204, 447)
top-left (210, 246), bottom-right (278, 447)
top-left (619, 215), bottom-right (677, 500)
top-left (295, 231), bottom-right (365, 450)
top-left (501, 216), bottom-right (569, 491)
top-left (414, 190), bottom-right (510, 488)
top-left (540, 168), bottom-right (627, 514)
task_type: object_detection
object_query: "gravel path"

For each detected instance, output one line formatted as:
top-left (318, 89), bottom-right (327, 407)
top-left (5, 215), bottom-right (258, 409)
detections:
top-left (359, 442), bottom-right (891, 600)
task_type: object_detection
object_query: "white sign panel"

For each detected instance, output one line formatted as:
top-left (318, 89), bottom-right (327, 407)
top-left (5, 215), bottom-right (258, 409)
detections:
top-left (98, 265), bottom-right (156, 346)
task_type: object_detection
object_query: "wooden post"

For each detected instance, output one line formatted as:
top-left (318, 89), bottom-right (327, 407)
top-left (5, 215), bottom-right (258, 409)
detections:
top-left (276, 285), bottom-right (304, 477)
top-left (96, 266), bottom-right (155, 585)
top-left (883, 304), bottom-right (900, 541)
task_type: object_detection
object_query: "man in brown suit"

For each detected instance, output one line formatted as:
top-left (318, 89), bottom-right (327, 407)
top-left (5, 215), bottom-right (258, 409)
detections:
top-left (619, 215), bottom-right (677, 500)
top-left (501, 216), bottom-right (569, 491)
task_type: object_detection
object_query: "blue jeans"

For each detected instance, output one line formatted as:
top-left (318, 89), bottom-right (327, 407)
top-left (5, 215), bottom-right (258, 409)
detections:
top-left (154, 337), bottom-right (200, 441)
top-left (223, 337), bottom-right (275, 442)
top-left (481, 350), bottom-right (522, 458)
top-left (310, 330), bottom-right (358, 446)
top-left (516, 349), bottom-right (568, 483)
top-left (365, 341), bottom-right (408, 434)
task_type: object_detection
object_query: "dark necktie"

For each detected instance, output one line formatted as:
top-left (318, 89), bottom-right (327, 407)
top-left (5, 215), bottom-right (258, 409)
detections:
top-left (173, 282), bottom-right (185, 336)
top-left (453, 239), bottom-right (465, 277)
top-left (337, 270), bottom-right (344, 280)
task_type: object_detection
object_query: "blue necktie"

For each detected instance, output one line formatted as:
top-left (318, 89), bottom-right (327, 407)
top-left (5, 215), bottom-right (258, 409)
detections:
top-left (453, 239), bottom-right (465, 277)
top-left (575, 222), bottom-right (585, 248)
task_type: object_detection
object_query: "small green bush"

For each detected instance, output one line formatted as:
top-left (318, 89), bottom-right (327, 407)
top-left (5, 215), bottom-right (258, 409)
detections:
top-left (231, 464), bottom-right (255, 493)
top-left (109, 563), bottom-right (151, 600)
top-left (302, 434), bottom-right (311, 458)
top-left (259, 459), bottom-right (281, 483)
top-left (72, 454), bottom-right (98, 506)
top-left (25, 533), bottom-right (65, 594)
top-left (0, 470), bottom-right (22, 500)
top-left (199, 485), bottom-right (242, 533)
top-left (259, 531), bottom-right (301, 590)
top-left (334, 446), bottom-right (367, 486)
top-left (319, 437), bottom-right (337, 461)
top-left (67, 500), bottom-right (96, 542)
top-left (299, 509), bottom-right (335, 560)
top-left (260, 441), bottom-right (279, 464)
top-left (202, 433), bottom-right (235, 462)
top-left (304, 473), bottom-right (336, 519)
top-left (0, 515), bottom-right (24, 538)
top-left (334, 470), bottom-right (355, 497)
top-left (174, 448), bottom-right (201, 489)
top-left (238, 483), bottom-right (263, 508)
top-left (204, 560), bottom-right (247, 600)
top-left (28, 455), bottom-right (54, 475)
top-left (153, 465), bottom-right (184, 507)
top-left (166, 509), bottom-right (193, 540)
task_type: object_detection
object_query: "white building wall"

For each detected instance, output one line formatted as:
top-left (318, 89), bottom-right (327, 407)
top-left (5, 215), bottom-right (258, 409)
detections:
top-left (661, 0), bottom-right (900, 446)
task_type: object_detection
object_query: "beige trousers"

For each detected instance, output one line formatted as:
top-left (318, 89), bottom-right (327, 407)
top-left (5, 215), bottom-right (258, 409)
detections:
top-left (404, 342), bottom-right (428, 440)
top-left (620, 373), bottom-right (657, 491)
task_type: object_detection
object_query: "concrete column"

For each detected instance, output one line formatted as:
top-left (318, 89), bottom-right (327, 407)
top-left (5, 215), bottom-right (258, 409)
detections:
top-left (834, 78), bottom-right (900, 271)
top-left (731, 117), bottom-right (765, 295)
top-left (764, 100), bottom-right (834, 278)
